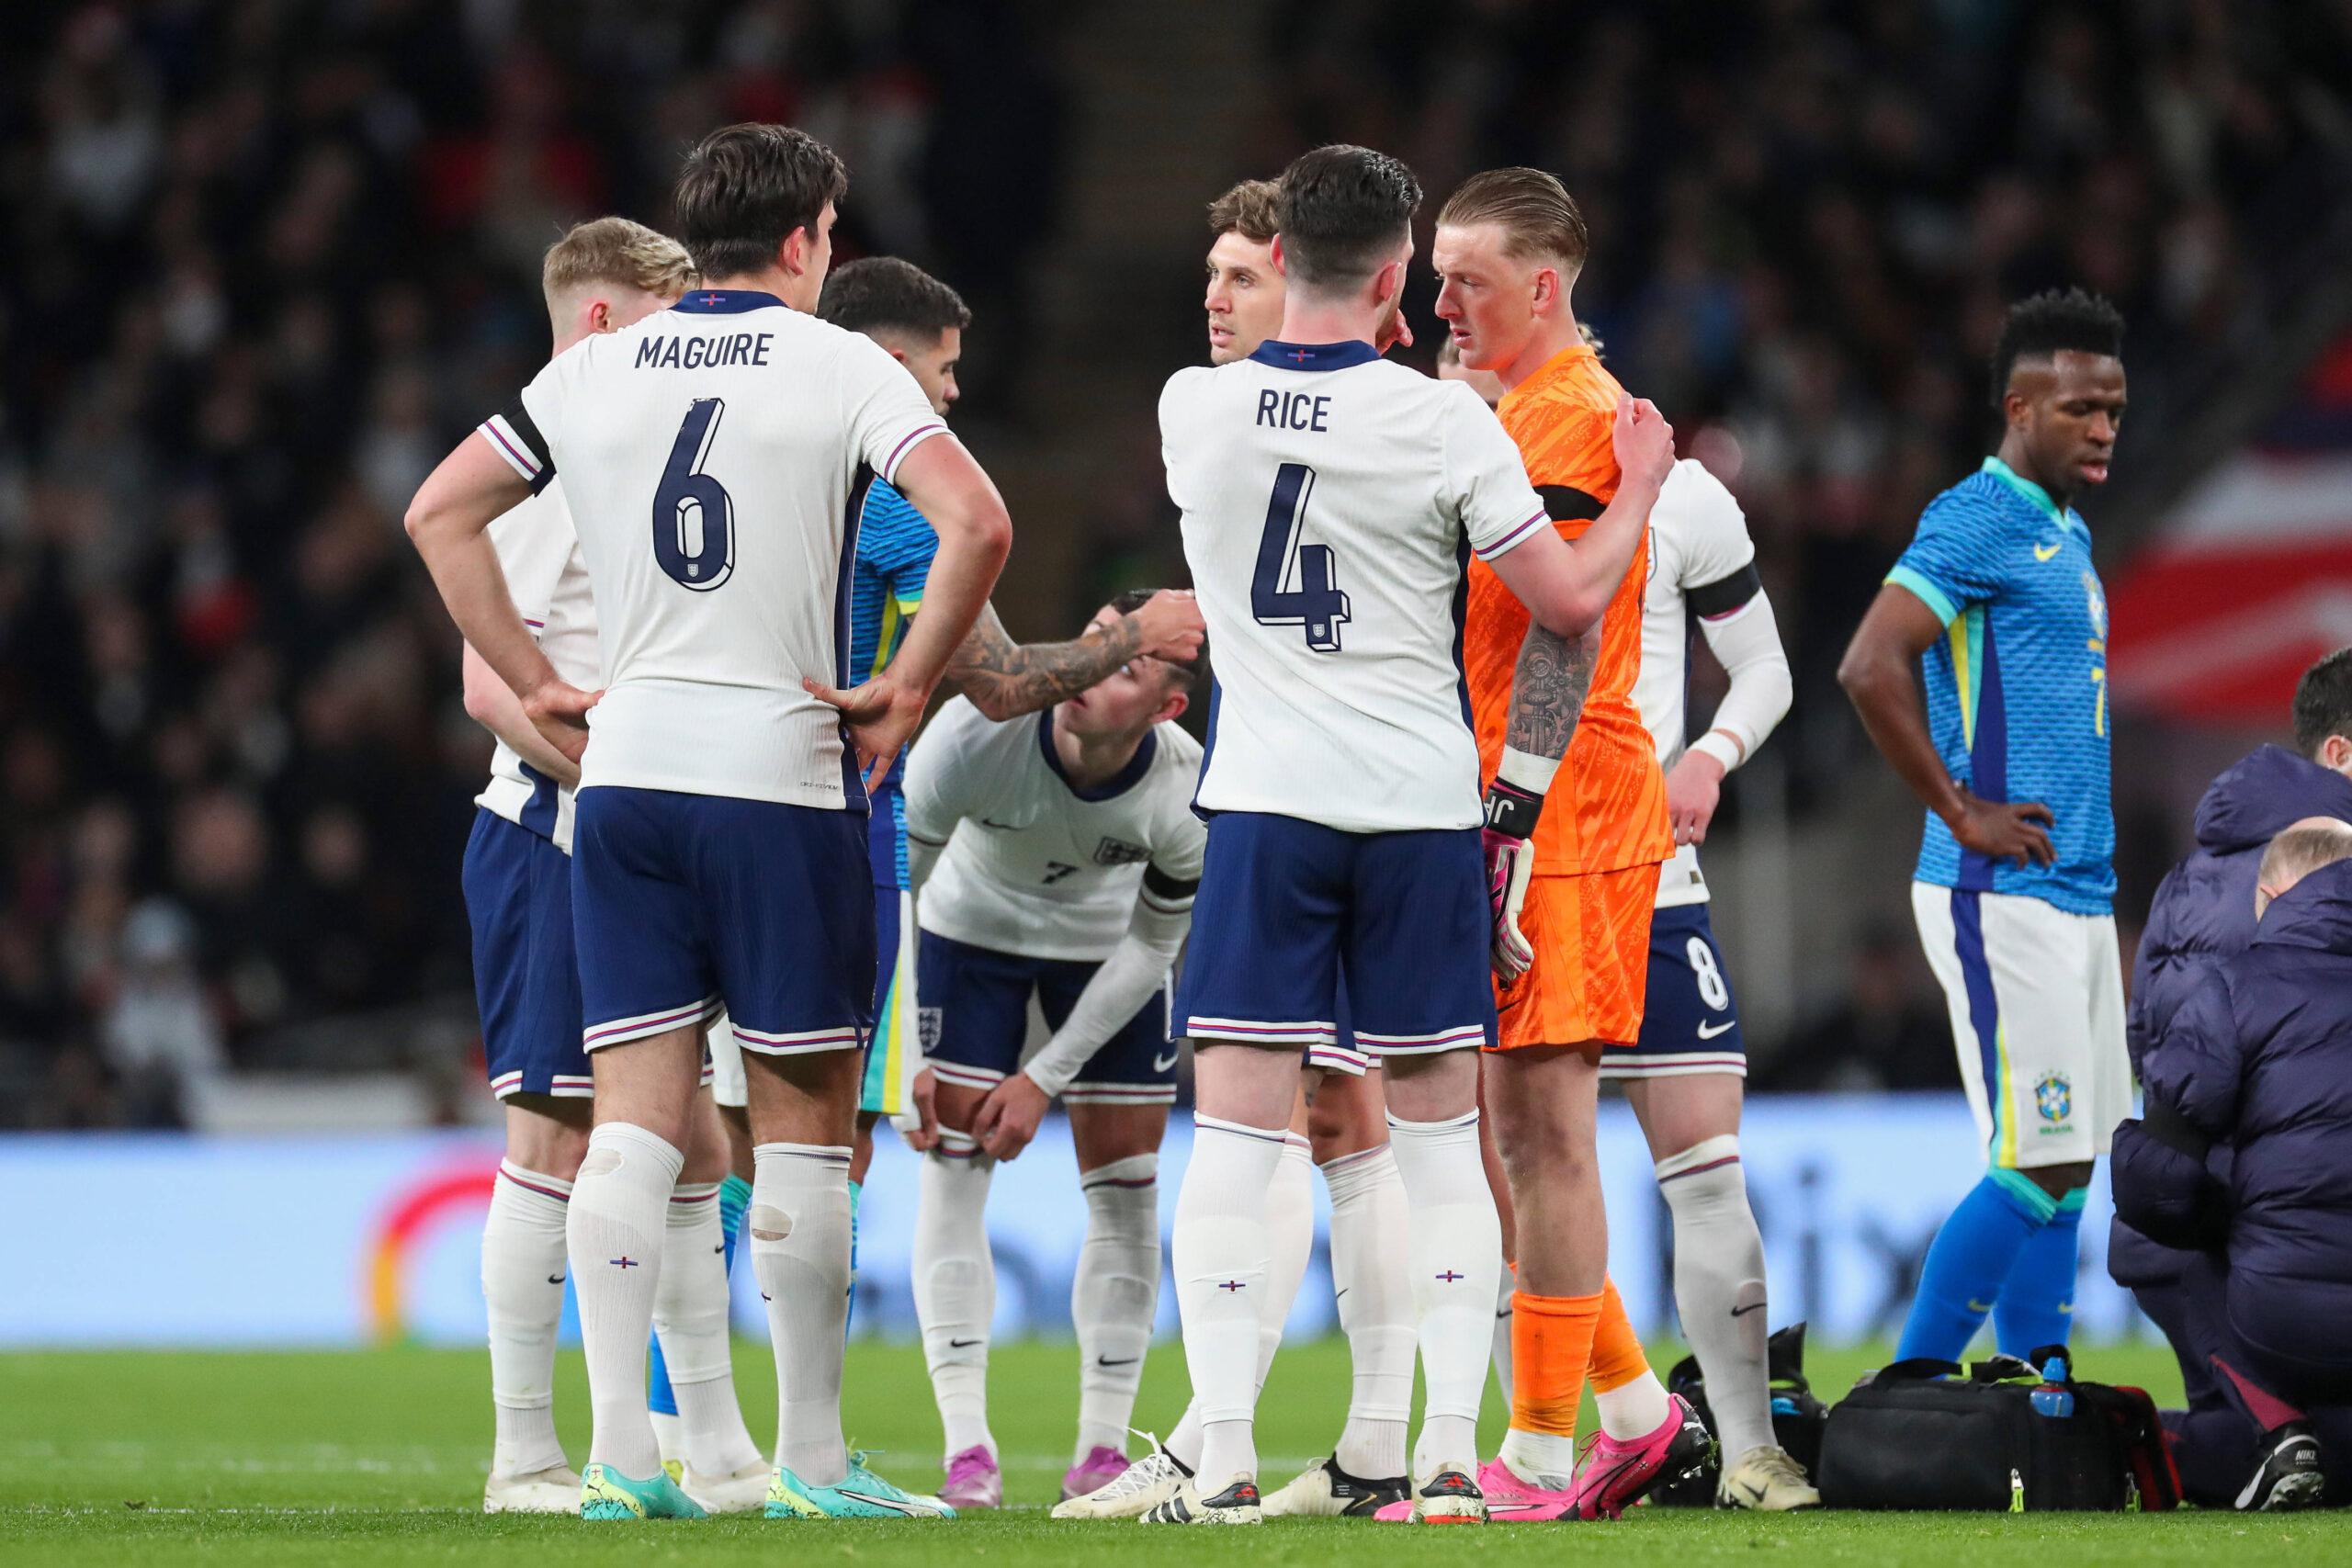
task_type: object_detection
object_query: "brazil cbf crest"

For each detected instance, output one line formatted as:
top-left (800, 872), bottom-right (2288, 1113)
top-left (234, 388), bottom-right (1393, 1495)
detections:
top-left (2035, 1071), bottom-right (2074, 1123)
top-left (2082, 572), bottom-right (2107, 638)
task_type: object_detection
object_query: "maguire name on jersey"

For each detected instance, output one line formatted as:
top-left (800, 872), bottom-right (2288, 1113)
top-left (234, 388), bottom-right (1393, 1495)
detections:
top-left (1159, 340), bottom-right (1550, 834)
top-left (473, 480), bottom-right (599, 852)
top-left (480, 289), bottom-right (946, 810)
top-left (905, 697), bottom-right (1207, 964)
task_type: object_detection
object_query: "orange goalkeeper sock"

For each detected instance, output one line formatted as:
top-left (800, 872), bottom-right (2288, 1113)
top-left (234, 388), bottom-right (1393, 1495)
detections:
top-left (1588, 1278), bottom-right (1650, 1393)
top-left (1508, 1288), bottom-right (1602, 1437)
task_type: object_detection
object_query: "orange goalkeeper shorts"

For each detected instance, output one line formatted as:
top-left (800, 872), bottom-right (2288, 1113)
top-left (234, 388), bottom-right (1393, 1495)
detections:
top-left (1488, 863), bottom-right (1662, 1053)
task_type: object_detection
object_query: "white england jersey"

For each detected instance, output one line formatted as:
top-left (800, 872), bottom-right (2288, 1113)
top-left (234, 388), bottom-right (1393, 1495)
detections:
top-left (1634, 459), bottom-right (1764, 908)
top-left (904, 697), bottom-right (1206, 963)
top-left (474, 481), bottom-right (597, 852)
top-left (480, 289), bottom-right (947, 808)
top-left (1160, 341), bottom-right (1549, 833)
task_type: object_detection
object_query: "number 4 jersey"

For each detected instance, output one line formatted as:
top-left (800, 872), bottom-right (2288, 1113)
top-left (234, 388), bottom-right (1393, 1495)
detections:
top-left (479, 288), bottom-right (947, 809)
top-left (1159, 339), bottom-right (1552, 833)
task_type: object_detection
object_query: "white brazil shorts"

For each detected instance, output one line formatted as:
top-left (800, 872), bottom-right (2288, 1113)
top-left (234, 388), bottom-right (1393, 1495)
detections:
top-left (1910, 881), bottom-right (2131, 1169)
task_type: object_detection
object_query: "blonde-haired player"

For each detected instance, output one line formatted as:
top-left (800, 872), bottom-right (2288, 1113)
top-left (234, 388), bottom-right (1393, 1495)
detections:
top-left (462, 217), bottom-right (765, 1515)
top-left (1433, 167), bottom-right (1710, 1520)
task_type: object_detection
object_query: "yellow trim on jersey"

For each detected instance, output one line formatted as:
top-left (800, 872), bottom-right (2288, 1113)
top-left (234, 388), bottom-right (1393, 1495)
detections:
top-left (1993, 1018), bottom-right (2019, 1168)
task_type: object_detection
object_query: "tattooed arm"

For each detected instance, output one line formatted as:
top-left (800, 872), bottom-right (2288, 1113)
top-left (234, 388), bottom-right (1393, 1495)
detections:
top-left (1481, 615), bottom-right (1603, 980)
top-left (1505, 616), bottom-right (1604, 763)
top-left (944, 591), bottom-right (1204, 722)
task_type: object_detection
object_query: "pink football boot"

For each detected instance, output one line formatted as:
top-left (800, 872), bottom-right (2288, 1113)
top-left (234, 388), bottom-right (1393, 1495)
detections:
top-left (938, 1445), bottom-right (1001, 1510)
top-left (1565, 1394), bottom-right (1712, 1519)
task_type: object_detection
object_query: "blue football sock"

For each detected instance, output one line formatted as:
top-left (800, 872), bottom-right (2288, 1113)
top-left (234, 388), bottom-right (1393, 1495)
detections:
top-left (647, 1325), bottom-right (679, 1418)
top-left (1895, 1169), bottom-right (2057, 1364)
top-left (845, 1178), bottom-right (862, 1337)
top-left (1993, 1186), bottom-right (2085, 1359)
top-left (718, 1171), bottom-right (751, 1275)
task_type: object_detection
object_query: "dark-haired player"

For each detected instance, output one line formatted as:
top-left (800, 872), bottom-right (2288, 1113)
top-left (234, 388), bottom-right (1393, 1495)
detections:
top-left (699, 256), bottom-right (1204, 1222)
top-left (1838, 287), bottom-right (2131, 1365)
top-left (1059, 178), bottom-right (1422, 1524)
top-left (409, 122), bottom-right (1012, 1521)
top-left (1150, 144), bottom-right (1673, 1525)
top-left (899, 590), bottom-right (1208, 1510)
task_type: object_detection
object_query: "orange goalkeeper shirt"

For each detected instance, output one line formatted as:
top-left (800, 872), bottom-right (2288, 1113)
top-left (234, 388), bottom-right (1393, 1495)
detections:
top-left (1466, 342), bottom-right (1671, 877)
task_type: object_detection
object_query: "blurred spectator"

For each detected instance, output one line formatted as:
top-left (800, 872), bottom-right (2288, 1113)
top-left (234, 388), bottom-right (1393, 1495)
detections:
top-left (1760, 925), bottom-right (1957, 1093)
top-left (0, 2), bottom-right (1058, 1122)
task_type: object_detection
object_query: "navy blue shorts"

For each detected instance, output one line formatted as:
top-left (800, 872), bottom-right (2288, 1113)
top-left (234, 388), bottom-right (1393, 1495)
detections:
top-left (571, 786), bottom-right (874, 1056)
top-left (462, 809), bottom-right (591, 1100)
top-left (1176, 812), bottom-right (1493, 1055)
top-left (1603, 901), bottom-right (1745, 1078)
top-left (918, 931), bottom-right (1176, 1105)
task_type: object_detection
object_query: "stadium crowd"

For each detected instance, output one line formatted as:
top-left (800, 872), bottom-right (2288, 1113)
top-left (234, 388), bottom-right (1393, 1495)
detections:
top-left (0, 0), bottom-right (1063, 1124)
top-left (2, 0), bottom-right (2349, 1128)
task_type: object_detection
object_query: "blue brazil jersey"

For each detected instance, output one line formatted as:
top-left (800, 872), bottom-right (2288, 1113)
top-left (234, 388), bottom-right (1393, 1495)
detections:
top-left (847, 477), bottom-right (937, 887)
top-left (1885, 457), bottom-right (2114, 916)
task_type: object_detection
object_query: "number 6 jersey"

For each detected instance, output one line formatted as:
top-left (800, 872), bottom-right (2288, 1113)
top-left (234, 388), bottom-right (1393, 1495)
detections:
top-left (1159, 339), bottom-right (1550, 833)
top-left (478, 288), bottom-right (947, 809)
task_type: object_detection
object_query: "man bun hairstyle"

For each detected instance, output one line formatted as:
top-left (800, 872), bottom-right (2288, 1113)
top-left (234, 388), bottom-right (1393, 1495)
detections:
top-left (1990, 287), bottom-right (2125, 406)
top-left (542, 217), bottom-right (695, 305)
top-left (1436, 167), bottom-right (1590, 271)
top-left (672, 123), bottom-right (848, 282)
top-left (1273, 145), bottom-right (1421, 293)
top-left (1109, 588), bottom-right (1208, 691)
top-left (818, 257), bottom-right (971, 341)
top-left (1208, 179), bottom-right (1280, 244)
top-left (2293, 646), bottom-right (2352, 759)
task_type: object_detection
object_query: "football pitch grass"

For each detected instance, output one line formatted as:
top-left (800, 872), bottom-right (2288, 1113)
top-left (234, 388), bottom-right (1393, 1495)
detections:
top-left (1, 1337), bottom-right (2341, 1566)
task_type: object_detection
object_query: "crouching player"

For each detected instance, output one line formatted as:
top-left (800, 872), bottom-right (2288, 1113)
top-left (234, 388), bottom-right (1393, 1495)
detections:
top-left (900, 592), bottom-right (1208, 1508)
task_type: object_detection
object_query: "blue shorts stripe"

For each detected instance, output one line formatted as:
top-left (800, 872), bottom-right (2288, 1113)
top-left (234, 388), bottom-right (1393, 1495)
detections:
top-left (1950, 888), bottom-right (2006, 1154)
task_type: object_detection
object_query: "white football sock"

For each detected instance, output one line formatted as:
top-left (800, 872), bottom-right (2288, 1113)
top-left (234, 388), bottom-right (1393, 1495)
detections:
top-left (1659, 1134), bottom-right (1772, 1459)
top-left (653, 1181), bottom-right (762, 1479)
top-left (1490, 1271), bottom-right (1515, 1411)
top-left (1594, 1369), bottom-right (1672, 1440)
top-left (913, 1137), bottom-right (999, 1461)
top-left (1167, 1132), bottom-right (1310, 1474)
top-left (482, 1159), bottom-right (572, 1477)
top-left (1171, 1114), bottom-right (1285, 1484)
top-left (1073, 1153), bottom-right (1159, 1463)
top-left (1499, 1426), bottom-right (1580, 1491)
top-left (1386, 1110), bottom-right (1503, 1483)
top-left (1261, 1134), bottom-right (1315, 1378)
top-left (751, 1141), bottom-right (854, 1487)
top-left (1321, 1144), bottom-right (1412, 1480)
top-left (567, 1122), bottom-right (682, 1478)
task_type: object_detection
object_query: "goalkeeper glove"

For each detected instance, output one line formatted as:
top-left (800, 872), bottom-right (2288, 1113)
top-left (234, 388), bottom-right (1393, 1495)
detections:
top-left (1482, 747), bottom-right (1559, 981)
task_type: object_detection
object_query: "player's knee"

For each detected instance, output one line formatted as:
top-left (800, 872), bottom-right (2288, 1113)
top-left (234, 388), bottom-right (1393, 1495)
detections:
top-left (2019, 1159), bottom-right (2094, 1200)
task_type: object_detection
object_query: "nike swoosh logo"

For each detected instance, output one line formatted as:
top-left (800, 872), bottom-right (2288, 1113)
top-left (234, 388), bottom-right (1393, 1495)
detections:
top-left (1966, 1299), bottom-right (1996, 1313)
top-left (1730, 1302), bottom-right (1765, 1317)
top-left (950, 1337), bottom-right (982, 1348)
top-left (1098, 1356), bottom-right (1138, 1367)
top-left (1152, 1049), bottom-right (1180, 1071)
top-left (2034, 542), bottom-right (2062, 561)
top-left (548, 1275), bottom-right (566, 1285)
top-left (1696, 1020), bottom-right (1736, 1040)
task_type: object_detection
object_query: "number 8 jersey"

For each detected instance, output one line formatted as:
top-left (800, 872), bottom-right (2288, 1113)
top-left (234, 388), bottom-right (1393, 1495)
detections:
top-left (479, 288), bottom-right (946, 810)
top-left (1159, 339), bottom-right (1552, 833)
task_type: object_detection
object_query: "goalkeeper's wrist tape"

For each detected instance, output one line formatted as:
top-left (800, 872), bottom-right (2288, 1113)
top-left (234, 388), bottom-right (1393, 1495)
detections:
top-left (1485, 746), bottom-right (1559, 839)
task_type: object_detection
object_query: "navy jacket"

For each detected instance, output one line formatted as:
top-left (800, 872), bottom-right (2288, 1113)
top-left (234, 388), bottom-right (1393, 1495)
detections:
top-left (2114, 858), bottom-right (2352, 1286)
top-left (2128, 745), bottom-right (2352, 1073)
top-left (2110, 746), bottom-right (2352, 1286)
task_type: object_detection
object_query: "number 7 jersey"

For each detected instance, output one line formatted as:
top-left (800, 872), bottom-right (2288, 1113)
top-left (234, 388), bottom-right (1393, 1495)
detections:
top-left (1159, 340), bottom-right (1552, 833)
top-left (479, 289), bottom-right (946, 810)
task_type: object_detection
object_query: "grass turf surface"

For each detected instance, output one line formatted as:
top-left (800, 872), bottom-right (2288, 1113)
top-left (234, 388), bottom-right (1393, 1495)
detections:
top-left (1, 1337), bottom-right (2341, 1565)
